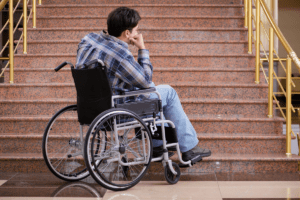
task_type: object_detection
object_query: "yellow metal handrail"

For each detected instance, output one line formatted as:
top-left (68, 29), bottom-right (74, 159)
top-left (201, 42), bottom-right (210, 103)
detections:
top-left (245, 0), bottom-right (300, 157)
top-left (0, 0), bottom-right (40, 83)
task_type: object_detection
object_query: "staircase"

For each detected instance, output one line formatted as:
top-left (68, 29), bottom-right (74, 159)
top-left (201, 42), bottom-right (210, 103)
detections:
top-left (1, 0), bottom-right (299, 174)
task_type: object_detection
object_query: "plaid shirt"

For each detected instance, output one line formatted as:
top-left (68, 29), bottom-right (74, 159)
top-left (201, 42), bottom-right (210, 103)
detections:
top-left (76, 30), bottom-right (153, 98)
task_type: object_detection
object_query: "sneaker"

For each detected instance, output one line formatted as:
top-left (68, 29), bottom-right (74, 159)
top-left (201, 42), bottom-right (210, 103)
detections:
top-left (181, 149), bottom-right (202, 162)
top-left (179, 150), bottom-right (202, 168)
top-left (189, 146), bottom-right (211, 157)
top-left (153, 146), bottom-right (174, 158)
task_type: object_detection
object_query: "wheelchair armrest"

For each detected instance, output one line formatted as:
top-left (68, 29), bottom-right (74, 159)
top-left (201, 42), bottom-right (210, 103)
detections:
top-left (122, 87), bottom-right (156, 96)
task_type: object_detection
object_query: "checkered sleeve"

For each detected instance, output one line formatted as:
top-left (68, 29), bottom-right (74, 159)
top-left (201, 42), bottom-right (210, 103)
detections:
top-left (116, 49), bottom-right (153, 89)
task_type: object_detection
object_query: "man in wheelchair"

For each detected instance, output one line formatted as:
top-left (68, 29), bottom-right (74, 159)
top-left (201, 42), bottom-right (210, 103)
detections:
top-left (76, 7), bottom-right (211, 163)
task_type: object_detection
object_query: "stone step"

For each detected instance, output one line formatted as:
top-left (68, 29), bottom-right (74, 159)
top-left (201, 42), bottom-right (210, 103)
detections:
top-left (29, 16), bottom-right (244, 28)
top-left (0, 98), bottom-right (270, 117)
top-left (4, 68), bottom-right (262, 84)
top-left (14, 54), bottom-right (256, 69)
top-left (41, 0), bottom-right (243, 5)
top-left (0, 114), bottom-right (283, 135)
top-left (16, 40), bottom-right (250, 55)
top-left (35, 4), bottom-right (244, 17)
top-left (1, 152), bottom-right (298, 173)
top-left (0, 83), bottom-right (268, 100)
top-left (24, 28), bottom-right (248, 41)
top-left (0, 133), bottom-right (286, 154)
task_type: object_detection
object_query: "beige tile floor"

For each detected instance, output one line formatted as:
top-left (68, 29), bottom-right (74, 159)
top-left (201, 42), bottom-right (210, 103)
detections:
top-left (1, 173), bottom-right (300, 199)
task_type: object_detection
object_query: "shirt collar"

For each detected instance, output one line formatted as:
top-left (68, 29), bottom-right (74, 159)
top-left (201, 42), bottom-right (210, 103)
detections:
top-left (100, 30), bottom-right (129, 49)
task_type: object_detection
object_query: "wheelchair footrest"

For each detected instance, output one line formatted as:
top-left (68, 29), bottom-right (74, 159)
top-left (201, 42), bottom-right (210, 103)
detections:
top-left (178, 155), bottom-right (202, 168)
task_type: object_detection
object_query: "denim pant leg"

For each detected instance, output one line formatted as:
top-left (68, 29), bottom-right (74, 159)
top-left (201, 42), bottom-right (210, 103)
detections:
top-left (150, 85), bottom-right (199, 153)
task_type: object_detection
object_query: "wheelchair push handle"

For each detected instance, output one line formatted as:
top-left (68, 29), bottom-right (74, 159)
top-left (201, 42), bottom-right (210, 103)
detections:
top-left (55, 61), bottom-right (74, 72)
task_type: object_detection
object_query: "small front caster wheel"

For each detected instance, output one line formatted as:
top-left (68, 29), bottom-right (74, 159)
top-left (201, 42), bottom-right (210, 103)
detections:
top-left (164, 162), bottom-right (181, 184)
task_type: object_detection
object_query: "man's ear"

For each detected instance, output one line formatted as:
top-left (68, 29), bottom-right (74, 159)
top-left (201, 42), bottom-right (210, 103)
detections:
top-left (124, 30), bottom-right (131, 38)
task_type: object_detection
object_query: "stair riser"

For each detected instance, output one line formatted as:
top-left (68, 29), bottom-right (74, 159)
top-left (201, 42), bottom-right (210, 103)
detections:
top-left (42, 0), bottom-right (243, 5)
top-left (183, 103), bottom-right (268, 116)
top-left (26, 30), bottom-right (247, 41)
top-left (193, 120), bottom-right (283, 135)
top-left (29, 18), bottom-right (244, 28)
top-left (173, 86), bottom-right (268, 99)
top-left (0, 137), bottom-right (285, 154)
top-left (0, 102), bottom-right (268, 117)
top-left (14, 55), bottom-right (255, 69)
top-left (0, 119), bottom-right (281, 135)
top-left (149, 160), bottom-right (298, 173)
top-left (0, 85), bottom-right (268, 100)
top-left (0, 159), bottom-right (297, 173)
top-left (36, 6), bottom-right (243, 17)
top-left (5, 70), bottom-right (260, 84)
top-left (17, 42), bottom-right (249, 55)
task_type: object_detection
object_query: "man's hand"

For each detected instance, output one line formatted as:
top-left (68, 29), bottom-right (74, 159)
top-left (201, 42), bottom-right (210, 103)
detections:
top-left (129, 34), bottom-right (146, 50)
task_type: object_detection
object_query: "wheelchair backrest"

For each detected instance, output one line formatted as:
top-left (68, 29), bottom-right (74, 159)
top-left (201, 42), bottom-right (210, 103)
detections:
top-left (71, 60), bottom-right (112, 125)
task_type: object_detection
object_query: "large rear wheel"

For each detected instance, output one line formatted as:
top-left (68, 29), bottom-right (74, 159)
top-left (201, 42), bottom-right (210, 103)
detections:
top-left (84, 108), bottom-right (153, 191)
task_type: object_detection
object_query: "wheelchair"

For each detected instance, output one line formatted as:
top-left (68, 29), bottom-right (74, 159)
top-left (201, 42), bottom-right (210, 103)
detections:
top-left (42, 59), bottom-right (197, 191)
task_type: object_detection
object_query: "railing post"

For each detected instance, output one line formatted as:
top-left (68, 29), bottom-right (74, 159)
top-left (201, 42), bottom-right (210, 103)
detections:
top-left (268, 27), bottom-right (274, 118)
top-left (23, 0), bottom-right (27, 54)
top-left (255, 0), bottom-right (260, 84)
top-left (248, 0), bottom-right (252, 54)
top-left (245, 0), bottom-right (248, 28)
top-left (39, 0), bottom-right (41, 5)
top-left (297, 133), bottom-right (300, 170)
top-left (286, 56), bottom-right (292, 157)
top-left (9, 0), bottom-right (14, 83)
top-left (33, 0), bottom-right (36, 28)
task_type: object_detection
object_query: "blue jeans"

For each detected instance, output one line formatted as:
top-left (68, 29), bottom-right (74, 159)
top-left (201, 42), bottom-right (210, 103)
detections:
top-left (149, 84), bottom-right (199, 153)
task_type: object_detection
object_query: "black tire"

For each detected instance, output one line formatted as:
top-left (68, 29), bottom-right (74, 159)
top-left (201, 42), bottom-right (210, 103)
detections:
top-left (84, 108), bottom-right (153, 191)
top-left (164, 162), bottom-right (181, 184)
top-left (42, 105), bottom-right (90, 181)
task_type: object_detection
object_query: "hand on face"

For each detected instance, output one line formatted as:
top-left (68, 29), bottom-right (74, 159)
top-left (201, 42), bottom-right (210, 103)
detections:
top-left (129, 34), bottom-right (146, 50)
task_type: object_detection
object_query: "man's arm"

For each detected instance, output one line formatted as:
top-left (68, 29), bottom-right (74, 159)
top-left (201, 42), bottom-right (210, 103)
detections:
top-left (116, 49), bottom-right (153, 89)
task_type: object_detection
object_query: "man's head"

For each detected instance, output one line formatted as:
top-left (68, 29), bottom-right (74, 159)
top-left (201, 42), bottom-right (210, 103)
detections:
top-left (107, 7), bottom-right (141, 38)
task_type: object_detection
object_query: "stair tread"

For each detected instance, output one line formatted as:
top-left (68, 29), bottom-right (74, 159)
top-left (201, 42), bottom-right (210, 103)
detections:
top-left (19, 40), bottom-right (249, 44)
top-left (15, 53), bottom-right (255, 57)
top-left (0, 133), bottom-right (286, 139)
top-left (24, 27), bottom-right (248, 31)
top-left (189, 114), bottom-right (284, 122)
top-left (34, 15), bottom-right (244, 19)
top-left (35, 4), bottom-right (244, 7)
top-left (0, 98), bottom-right (269, 104)
top-left (0, 114), bottom-right (284, 122)
top-left (1, 152), bottom-right (299, 161)
top-left (0, 82), bottom-right (268, 87)
top-left (8, 67), bottom-right (256, 72)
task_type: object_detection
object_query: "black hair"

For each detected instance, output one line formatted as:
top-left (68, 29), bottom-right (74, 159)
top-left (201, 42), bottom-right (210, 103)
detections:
top-left (107, 7), bottom-right (141, 37)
